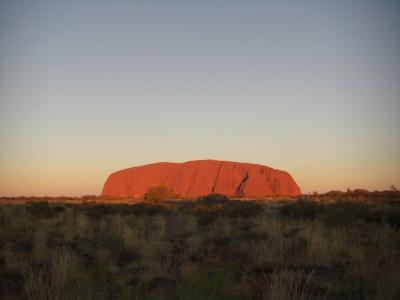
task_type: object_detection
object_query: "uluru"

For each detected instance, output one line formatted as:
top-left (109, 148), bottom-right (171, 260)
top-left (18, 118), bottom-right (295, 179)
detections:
top-left (102, 160), bottom-right (301, 198)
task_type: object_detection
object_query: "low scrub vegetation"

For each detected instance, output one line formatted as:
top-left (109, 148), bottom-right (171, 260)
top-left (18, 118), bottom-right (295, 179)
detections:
top-left (199, 193), bottom-right (229, 205)
top-left (144, 186), bottom-right (178, 202)
top-left (280, 199), bottom-right (400, 229)
top-left (0, 197), bottom-right (399, 299)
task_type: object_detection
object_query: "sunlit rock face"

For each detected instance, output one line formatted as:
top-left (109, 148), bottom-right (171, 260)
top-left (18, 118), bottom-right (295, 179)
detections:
top-left (101, 160), bottom-right (301, 198)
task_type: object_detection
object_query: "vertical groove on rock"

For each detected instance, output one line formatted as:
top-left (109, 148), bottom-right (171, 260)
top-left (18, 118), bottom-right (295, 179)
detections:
top-left (188, 169), bottom-right (198, 197)
top-left (212, 162), bottom-right (223, 193)
top-left (235, 173), bottom-right (249, 197)
top-left (273, 177), bottom-right (277, 194)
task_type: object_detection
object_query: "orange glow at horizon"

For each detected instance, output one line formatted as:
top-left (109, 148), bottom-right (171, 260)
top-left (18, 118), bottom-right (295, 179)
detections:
top-left (1, 156), bottom-right (399, 197)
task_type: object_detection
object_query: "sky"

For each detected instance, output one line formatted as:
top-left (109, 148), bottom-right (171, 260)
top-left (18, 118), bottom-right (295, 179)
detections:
top-left (0, 0), bottom-right (399, 196)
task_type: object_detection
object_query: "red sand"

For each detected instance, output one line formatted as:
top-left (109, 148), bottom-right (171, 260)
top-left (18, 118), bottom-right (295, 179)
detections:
top-left (102, 160), bottom-right (301, 198)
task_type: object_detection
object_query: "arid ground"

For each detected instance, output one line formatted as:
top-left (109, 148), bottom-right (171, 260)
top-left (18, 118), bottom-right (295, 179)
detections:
top-left (1, 192), bottom-right (400, 299)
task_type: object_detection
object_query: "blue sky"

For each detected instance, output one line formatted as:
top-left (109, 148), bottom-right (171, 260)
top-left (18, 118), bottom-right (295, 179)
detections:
top-left (1, 1), bottom-right (399, 195)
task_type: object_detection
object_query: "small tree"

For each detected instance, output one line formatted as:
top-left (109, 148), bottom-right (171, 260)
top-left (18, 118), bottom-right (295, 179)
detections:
top-left (144, 186), bottom-right (177, 201)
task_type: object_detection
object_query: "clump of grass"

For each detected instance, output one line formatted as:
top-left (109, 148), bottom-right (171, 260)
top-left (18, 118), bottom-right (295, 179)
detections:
top-left (266, 269), bottom-right (321, 300)
top-left (25, 247), bottom-right (79, 300)
top-left (174, 266), bottom-right (245, 300)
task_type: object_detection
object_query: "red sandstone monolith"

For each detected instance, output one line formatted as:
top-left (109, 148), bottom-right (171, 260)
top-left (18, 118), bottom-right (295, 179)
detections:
top-left (101, 160), bottom-right (301, 198)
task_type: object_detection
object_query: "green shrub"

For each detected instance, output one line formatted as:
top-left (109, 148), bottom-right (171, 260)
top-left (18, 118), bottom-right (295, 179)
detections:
top-left (281, 200), bottom-right (400, 229)
top-left (144, 186), bottom-right (177, 201)
top-left (77, 203), bottom-right (170, 218)
top-left (173, 266), bottom-right (246, 300)
top-left (200, 193), bottom-right (229, 206)
top-left (53, 205), bottom-right (65, 212)
top-left (318, 206), bottom-right (358, 227)
top-left (0, 270), bottom-right (24, 299)
top-left (11, 237), bottom-right (33, 252)
top-left (319, 202), bottom-right (383, 228)
top-left (47, 232), bottom-right (65, 248)
top-left (26, 201), bottom-right (63, 218)
top-left (81, 204), bottom-right (111, 219)
top-left (364, 206), bottom-right (400, 229)
top-left (325, 190), bottom-right (344, 197)
top-left (280, 200), bottom-right (323, 220)
top-left (198, 214), bottom-right (217, 227)
top-left (26, 201), bottom-right (50, 214)
top-left (128, 203), bottom-right (170, 216)
top-left (70, 237), bottom-right (97, 267)
top-left (223, 201), bottom-right (262, 218)
top-left (383, 210), bottom-right (400, 229)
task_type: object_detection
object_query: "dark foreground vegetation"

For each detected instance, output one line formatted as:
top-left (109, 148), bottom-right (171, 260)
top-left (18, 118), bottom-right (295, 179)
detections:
top-left (1, 194), bottom-right (400, 299)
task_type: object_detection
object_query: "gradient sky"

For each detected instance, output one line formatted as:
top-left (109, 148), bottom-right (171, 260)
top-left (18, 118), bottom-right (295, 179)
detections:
top-left (1, 0), bottom-right (399, 196)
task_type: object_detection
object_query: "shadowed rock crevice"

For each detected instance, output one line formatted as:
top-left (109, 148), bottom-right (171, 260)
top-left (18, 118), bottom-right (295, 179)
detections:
top-left (212, 162), bottom-right (224, 193)
top-left (235, 173), bottom-right (249, 197)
